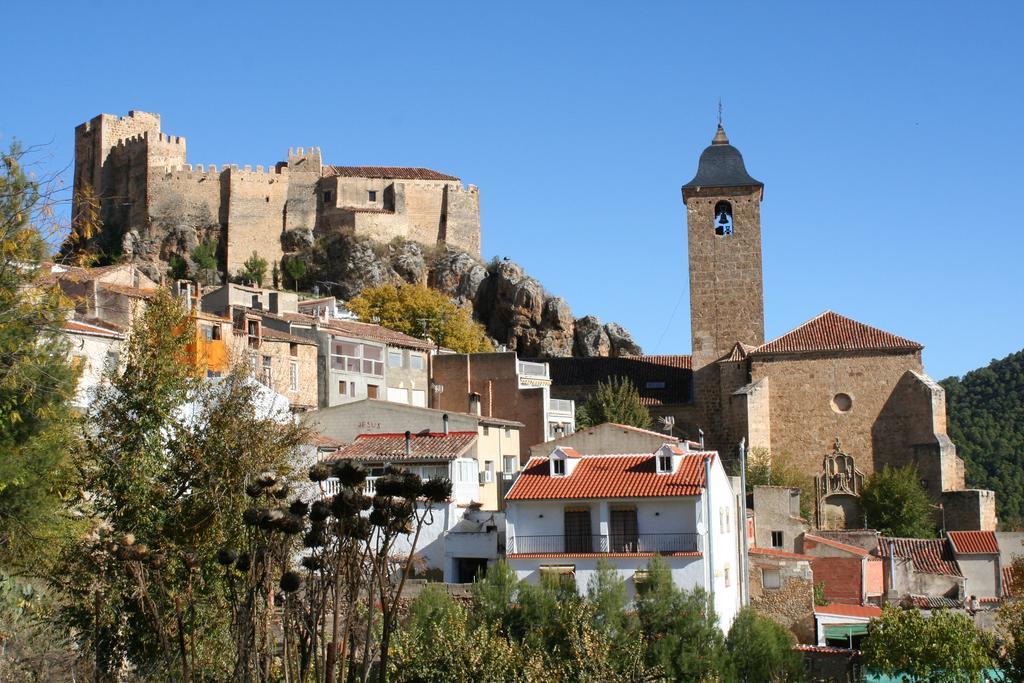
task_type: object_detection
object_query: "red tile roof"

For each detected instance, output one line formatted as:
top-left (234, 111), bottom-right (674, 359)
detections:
top-left (753, 311), bottom-right (923, 356)
top-left (749, 547), bottom-right (814, 560)
top-left (324, 319), bottom-right (434, 351)
top-left (98, 282), bottom-right (158, 299)
top-left (322, 165), bottom-right (460, 181)
top-left (877, 538), bottom-right (962, 577)
top-left (62, 319), bottom-right (123, 338)
top-left (814, 604), bottom-right (882, 619)
top-left (794, 644), bottom-right (861, 655)
top-left (535, 355), bottom-right (693, 406)
top-left (506, 452), bottom-right (710, 501)
top-left (803, 533), bottom-right (873, 557)
top-left (947, 530), bottom-right (999, 555)
top-left (907, 595), bottom-right (962, 609)
top-left (307, 432), bottom-right (344, 449)
top-left (261, 327), bottom-right (317, 346)
top-left (1004, 567), bottom-right (1015, 598)
top-left (328, 431), bottom-right (476, 462)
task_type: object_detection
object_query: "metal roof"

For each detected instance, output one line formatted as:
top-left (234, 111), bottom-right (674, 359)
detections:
top-left (682, 125), bottom-right (762, 191)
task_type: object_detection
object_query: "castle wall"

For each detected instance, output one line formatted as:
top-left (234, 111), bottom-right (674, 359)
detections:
top-left (444, 184), bottom-right (481, 255)
top-left (749, 349), bottom-right (924, 478)
top-left (148, 164), bottom-right (225, 262)
top-left (225, 167), bottom-right (289, 275)
top-left (284, 147), bottom-right (321, 233)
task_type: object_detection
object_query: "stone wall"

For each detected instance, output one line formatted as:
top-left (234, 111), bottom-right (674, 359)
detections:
top-left (748, 554), bottom-right (815, 643)
top-left (225, 167), bottom-right (289, 274)
top-left (684, 185), bottom-right (765, 372)
top-left (752, 486), bottom-right (807, 553)
top-left (943, 489), bottom-right (998, 531)
top-left (749, 349), bottom-right (926, 480)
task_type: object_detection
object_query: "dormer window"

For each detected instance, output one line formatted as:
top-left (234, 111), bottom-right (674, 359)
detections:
top-left (552, 459), bottom-right (566, 477)
top-left (657, 454), bottom-right (673, 473)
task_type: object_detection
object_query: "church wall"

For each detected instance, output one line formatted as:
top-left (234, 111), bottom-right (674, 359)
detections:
top-left (749, 349), bottom-right (923, 478)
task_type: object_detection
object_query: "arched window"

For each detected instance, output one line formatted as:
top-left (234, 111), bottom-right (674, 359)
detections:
top-left (714, 200), bottom-right (733, 236)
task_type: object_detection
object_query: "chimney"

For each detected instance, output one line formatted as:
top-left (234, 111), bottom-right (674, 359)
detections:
top-left (268, 292), bottom-right (279, 314)
top-left (442, 414), bottom-right (449, 435)
top-left (404, 430), bottom-right (412, 457)
top-left (469, 393), bottom-right (482, 416)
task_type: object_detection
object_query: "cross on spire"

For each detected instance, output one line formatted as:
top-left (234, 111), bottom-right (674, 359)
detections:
top-left (718, 99), bottom-right (723, 127)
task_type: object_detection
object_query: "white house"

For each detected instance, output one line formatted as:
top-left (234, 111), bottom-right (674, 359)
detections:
top-left (62, 319), bottom-right (123, 411)
top-left (325, 431), bottom-right (500, 582)
top-left (504, 442), bottom-right (742, 630)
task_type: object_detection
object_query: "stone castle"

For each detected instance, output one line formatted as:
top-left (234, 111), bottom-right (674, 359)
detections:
top-left (73, 111), bottom-right (481, 278)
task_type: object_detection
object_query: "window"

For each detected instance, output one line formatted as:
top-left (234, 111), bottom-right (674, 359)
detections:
top-left (411, 389), bottom-right (426, 407)
top-left (201, 324), bottom-right (220, 341)
top-left (831, 392), bottom-right (853, 413)
top-left (289, 361), bottom-right (299, 391)
top-left (330, 340), bottom-right (384, 376)
top-left (771, 531), bottom-right (784, 549)
top-left (657, 454), bottom-right (672, 473)
top-left (610, 508), bottom-right (639, 552)
top-left (388, 350), bottom-right (403, 368)
top-left (409, 353), bottom-right (424, 370)
top-left (289, 342), bottom-right (298, 357)
top-left (504, 456), bottom-right (518, 473)
top-left (455, 460), bottom-right (477, 483)
top-left (714, 200), bottom-right (734, 236)
top-left (368, 190), bottom-right (377, 202)
top-left (262, 356), bottom-right (272, 385)
top-left (762, 568), bottom-right (781, 590)
top-left (386, 387), bottom-right (409, 403)
top-left (482, 426), bottom-right (489, 436)
top-left (484, 461), bottom-right (494, 483)
top-left (645, 381), bottom-right (666, 389)
top-left (367, 384), bottom-right (379, 399)
top-left (564, 507), bottom-right (592, 552)
top-left (552, 459), bottom-right (566, 476)
top-left (206, 369), bottom-right (222, 378)
top-left (323, 190), bottom-right (333, 204)
top-left (338, 380), bottom-right (347, 396)
top-left (539, 565), bottom-right (576, 589)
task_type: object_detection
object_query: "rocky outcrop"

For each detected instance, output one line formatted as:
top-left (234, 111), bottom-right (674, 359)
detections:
top-left (300, 234), bottom-right (642, 358)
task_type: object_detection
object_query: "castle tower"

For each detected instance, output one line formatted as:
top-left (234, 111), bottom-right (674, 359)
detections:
top-left (682, 123), bottom-right (765, 372)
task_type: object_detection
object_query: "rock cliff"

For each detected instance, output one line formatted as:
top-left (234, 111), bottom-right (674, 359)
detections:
top-left (302, 232), bottom-right (640, 358)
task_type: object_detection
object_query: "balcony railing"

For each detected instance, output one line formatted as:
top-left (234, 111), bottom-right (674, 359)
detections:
top-left (518, 361), bottom-right (549, 379)
top-left (548, 398), bottom-right (574, 414)
top-left (508, 533), bottom-right (700, 555)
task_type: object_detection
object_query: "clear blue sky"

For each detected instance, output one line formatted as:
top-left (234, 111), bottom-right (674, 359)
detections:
top-left (4, 1), bottom-right (1022, 379)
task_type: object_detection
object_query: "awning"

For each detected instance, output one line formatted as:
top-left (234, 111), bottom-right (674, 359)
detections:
top-left (824, 624), bottom-right (869, 639)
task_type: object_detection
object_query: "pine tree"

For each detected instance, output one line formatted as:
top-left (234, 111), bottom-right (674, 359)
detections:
top-left (575, 376), bottom-right (651, 429)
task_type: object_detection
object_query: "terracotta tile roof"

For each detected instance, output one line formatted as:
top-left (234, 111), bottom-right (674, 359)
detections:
top-left (749, 547), bottom-right (814, 560)
top-left (261, 327), bottom-right (317, 346)
top-left (322, 165), bottom-right (460, 182)
top-left (608, 423), bottom-right (681, 441)
top-left (307, 432), bottom-right (344, 449)
top-left (814, 604), bottom-right (882, 619)
top-left (324, 319), bottom-right (434, 351)
top-left (506, 452), bottom-right (710, 501)
top-left (948, 530), bottom-right (999, 555)
top-left (98, 282), bottom-right (158, 299)
top-left (507, 551), bottom-right (701, 559)
top-left (535, 355), bottom-right (693, 406)
top-left (327, 431), bottom-right (476, 462)
top-left (62, 319), bottom-right (123, 338)
top-left (803, 533), bottom-right (873, 557)
top-left (794, 644), bottom-right (861, 655)
top-left (907, 595), bottom-right (962, 609)
top-left (1004, 567), bottom-right (1015, 598)
top-left (877, 537), bottom-right (962, 577)
top-left (260, 311), bottom-right (318, 325)
top-left (753, 311), bottom-right (923, 356)
top-left (722, 342), bottom-right (756, 362)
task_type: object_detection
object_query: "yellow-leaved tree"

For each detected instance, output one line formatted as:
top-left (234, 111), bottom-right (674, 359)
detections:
top-left (347, 283), bottom-right (494, 353)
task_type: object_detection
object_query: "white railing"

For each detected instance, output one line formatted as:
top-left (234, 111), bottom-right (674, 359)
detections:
top-left (364, 476), bottom-right (378, 495)
top-left (518, 361), bottom-right (548, 379)
top-left (549, 398), bottom-right (574, 414)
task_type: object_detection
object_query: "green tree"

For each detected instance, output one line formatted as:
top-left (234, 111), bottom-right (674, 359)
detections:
top-left (167, 253), bottom-right (188, 280)
top-left (0, 143), bottom-right (81, 568)
top-left (861, 465), bottom-right (936, 537)
top-left (862, 605), bottom-right (994, 682)
top-left (271, 259), bottom-right (280, 289)
top-left (941, 350), bottom-right (1024, 526)
top-left (57, 291), bottom-right (307, 679)
top-left (348, 282), bottom-right (494, 353)
top-left (284, 257), bottom-right (307, 291)
top-left (635, 556), bottom-right (728, 681)
top-left (239, 250), bottom-right (268, 287)
top-left (726, 607), bottom-right (803, 682)
top-left (575, 376), bottom-right (651, 429)
top-left (189, 237), bottom-right (218, 285)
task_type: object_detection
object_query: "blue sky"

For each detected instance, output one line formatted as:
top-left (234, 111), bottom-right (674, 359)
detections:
top-left (4, 1), bottom-right (1022, 379)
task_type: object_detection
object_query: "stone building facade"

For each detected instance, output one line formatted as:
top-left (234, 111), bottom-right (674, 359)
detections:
top-left (73, 111), bottom-right (480, 279)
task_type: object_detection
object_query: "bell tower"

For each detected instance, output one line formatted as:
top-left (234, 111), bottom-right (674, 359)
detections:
top-left (682, 123), bottom-right (765, 372)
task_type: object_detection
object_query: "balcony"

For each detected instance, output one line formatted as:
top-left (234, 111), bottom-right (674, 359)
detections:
top-left (508, 533), bottom-right (700, 555)
top-left (517, 361), bottom-right (551, 388)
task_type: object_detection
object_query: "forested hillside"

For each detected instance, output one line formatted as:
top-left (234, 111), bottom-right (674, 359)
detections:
top-left (941, 350), bottom-right (1024, 527)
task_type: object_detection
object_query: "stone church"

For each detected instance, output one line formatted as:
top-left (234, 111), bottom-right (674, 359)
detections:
top-left (543, 123), bottom-right (995, 531)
